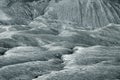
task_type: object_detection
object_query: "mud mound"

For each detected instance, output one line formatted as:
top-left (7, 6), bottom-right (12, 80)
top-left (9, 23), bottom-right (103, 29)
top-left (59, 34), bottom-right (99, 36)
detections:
top-left (44, 0), bottom-right (120, 29)
top-left (0, 0), bottom-right (120, 80)
top-left (34, 46), bottom-right (120, 80)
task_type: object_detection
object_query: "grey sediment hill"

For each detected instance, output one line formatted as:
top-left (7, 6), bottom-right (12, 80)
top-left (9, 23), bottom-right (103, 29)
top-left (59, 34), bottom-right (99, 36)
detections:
top-left (0, 0), bottom-right (120, 80)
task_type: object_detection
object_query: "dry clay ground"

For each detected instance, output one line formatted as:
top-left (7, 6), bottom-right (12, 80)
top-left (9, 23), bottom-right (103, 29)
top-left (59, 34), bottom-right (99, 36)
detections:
top-left (0, 16), bottom-right (120, 80)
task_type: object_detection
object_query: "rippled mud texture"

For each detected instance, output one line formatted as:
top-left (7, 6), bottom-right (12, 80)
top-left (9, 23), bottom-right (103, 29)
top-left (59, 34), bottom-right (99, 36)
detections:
top-left (0, 17), bottom-right (120, 80)
top-left (0, 0), bottom-right (53, 25)
top-left (44, 0), bottom-right (120, 29)
top-left (0, 0), bottom-right (120, 80)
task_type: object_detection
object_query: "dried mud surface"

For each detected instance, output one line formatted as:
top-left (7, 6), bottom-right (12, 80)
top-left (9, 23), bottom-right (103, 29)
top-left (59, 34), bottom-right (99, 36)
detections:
top-left (0, 0), bottom-right (120, 80)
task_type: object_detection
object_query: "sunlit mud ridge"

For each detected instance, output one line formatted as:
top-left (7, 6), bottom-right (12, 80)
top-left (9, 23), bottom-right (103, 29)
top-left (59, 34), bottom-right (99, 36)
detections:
top-left (0, 0), bottom-right (120, 80)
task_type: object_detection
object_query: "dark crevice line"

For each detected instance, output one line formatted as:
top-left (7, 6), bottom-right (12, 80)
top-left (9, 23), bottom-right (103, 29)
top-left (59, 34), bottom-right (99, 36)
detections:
top-left (78, 0), bottom-right (83, 26)
top-left (100, 0), bottom-right (111, 23)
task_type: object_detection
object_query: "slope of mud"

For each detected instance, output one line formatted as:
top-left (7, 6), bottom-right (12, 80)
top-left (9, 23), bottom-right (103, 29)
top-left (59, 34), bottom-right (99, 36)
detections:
top-left (0, 0), bottom-right (120, 80)
top-left (0, 16), bottom-right (120, 80)
top-left (34, 46), bottom-right (120, 80)
top-left (0, 0), bottom-right (53, 25)
top-left (44, 0), bottom-right (120, 29)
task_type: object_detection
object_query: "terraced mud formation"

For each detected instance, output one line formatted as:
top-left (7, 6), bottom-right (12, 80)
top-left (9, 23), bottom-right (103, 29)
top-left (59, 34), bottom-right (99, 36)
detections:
top-left (0, 0), bottom-right (120, 80)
